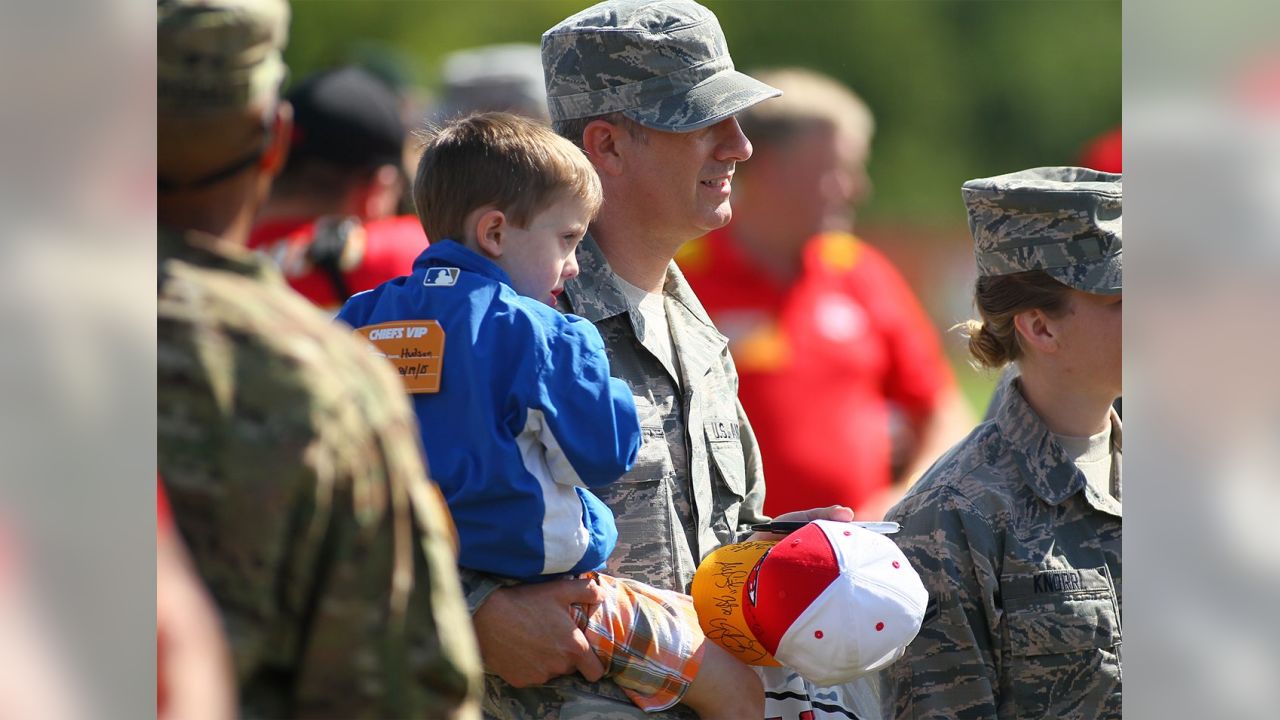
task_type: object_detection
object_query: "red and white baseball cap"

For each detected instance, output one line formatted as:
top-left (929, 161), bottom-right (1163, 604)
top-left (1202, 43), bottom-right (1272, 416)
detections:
top-left (691, 520), bottom-right (928, 686)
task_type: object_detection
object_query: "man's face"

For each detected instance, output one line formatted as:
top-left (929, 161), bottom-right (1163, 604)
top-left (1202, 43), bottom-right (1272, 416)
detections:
top-left (621, 116), bottom-right (753, 240)
top-left (749, 124), bottom-right (870, 238)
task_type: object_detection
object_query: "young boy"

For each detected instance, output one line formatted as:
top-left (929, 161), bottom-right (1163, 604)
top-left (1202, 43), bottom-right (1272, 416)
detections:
top-left (337, 112), bottom-right (761, 718)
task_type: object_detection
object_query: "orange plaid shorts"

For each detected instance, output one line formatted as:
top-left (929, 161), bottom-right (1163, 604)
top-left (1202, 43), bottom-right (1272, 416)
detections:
top-left (571, 573), bottom-right (707, 712)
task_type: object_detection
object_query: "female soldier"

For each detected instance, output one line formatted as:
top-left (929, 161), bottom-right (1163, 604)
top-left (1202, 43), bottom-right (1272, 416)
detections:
top-left (881, 167), bottom-right (1122, 720)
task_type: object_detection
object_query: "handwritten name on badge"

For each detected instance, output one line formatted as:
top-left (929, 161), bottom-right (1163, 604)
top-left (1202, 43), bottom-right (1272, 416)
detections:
top-left (355, 320), bottom-right (446, 393)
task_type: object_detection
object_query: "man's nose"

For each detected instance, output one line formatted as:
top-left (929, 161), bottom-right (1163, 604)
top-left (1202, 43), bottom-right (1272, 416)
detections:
top-left (714, 116), bottom-right (752, 163)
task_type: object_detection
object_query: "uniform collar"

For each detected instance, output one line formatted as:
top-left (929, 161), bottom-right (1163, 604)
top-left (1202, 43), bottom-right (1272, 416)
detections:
top-left (564, 233), bottom-right (728, 379)
top-left (995, 376), bottom-right (1122, 517)
top-left (562, 233), bottom-right (632, 322)
top-left (159, 225), bottom-right (276, 282)
top-left (414, 239), bottom-right (514, 287)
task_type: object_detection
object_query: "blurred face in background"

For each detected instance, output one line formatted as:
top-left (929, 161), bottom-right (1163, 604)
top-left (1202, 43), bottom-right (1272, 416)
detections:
top-left (735, 122), bottom-right (870, 253)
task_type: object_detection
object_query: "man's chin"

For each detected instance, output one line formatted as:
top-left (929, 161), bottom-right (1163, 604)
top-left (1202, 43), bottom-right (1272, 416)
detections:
top-left (699, 204), bottom-right (734, 232)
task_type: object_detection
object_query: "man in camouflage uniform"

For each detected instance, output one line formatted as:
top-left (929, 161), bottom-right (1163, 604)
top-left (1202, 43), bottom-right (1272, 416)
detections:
top-left (157, 1), bottom-right (482, 716)
top-left (881, 167), bottom-right (1122, 719)
top-left (462, 2), bottom-right (854, 718)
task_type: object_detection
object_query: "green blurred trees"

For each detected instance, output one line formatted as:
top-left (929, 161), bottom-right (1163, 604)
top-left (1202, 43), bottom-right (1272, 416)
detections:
top-left (284, 0), bottom-right (1119, 226)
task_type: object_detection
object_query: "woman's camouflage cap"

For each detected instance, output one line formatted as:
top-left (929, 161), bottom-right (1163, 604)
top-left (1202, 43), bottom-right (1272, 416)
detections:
top-left (541, 0), bottom-right (781, 132)
top-left (963, 167), bottom-right (1122, 294)
top-left (158, 0), bottom-right (289, 113)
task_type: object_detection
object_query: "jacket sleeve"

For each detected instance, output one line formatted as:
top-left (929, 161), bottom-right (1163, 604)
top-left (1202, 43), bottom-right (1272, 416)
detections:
top-left (882, 488), bottom-right (1004, 720)
top-left (527, 313), bottom-right (642, 489)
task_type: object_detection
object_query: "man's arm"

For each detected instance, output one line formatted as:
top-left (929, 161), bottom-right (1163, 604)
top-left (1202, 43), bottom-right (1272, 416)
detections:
top-left (733, 398), bottom-right (770, 538)
top-left (900, 386), bottom-right (974, 485)
top-left (862, 387), bottom-right (974, 520)
top-left (735, 386), bottom-right (856, 540)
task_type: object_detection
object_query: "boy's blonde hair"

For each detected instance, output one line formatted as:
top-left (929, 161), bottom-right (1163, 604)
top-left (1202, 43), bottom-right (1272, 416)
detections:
top-left (413, 112), bottom-right (603, 242)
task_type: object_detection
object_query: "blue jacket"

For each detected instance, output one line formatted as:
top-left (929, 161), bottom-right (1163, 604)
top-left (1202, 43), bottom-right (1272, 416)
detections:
top-left (337, 241), bottom-right (639, 582)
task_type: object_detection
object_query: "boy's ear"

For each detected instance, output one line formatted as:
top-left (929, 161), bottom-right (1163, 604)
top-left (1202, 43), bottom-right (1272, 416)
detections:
top-left (581, 119), bottom-right (625, 176)
top-left (473, 208), bottom-right (507, 258)
top-left (1013, 308), bottom-right (1060, 354)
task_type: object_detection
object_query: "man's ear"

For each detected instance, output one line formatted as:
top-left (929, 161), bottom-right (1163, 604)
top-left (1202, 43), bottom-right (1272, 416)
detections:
top-left (259, 101), bottom-right (293, 178)
top-left (1013, 308), bottom-right (1060, 354)
top-left (581, 119), bottom-right (626, 176)
top-left (473, 208), bottom-right (507, 258)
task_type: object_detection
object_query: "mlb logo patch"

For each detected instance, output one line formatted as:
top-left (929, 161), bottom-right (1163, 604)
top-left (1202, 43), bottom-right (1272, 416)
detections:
top-left (424, 267), bottom-right (460, 287)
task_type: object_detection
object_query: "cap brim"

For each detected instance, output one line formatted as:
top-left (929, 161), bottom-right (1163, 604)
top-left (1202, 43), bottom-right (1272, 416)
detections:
top-left (1045, 248), bottom-right (1122, 295)
top-left (691, 538), bottom-right (783, 666)
top-left (623, 69), bottom-right (781, 133)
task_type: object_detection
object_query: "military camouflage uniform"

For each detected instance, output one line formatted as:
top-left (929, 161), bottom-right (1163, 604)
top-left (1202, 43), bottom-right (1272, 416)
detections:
top-left (881, 380), bottom-right (1122, 719)
top-left (965, 167), bottom-right (1122, 295)
top-left (462, 235), bottom-right (769, 719)
top-left (882, 167), bottom-right (1123, 719)
top-left (159, 228), bottom-right (483, 719)
top-left (461, 3), bottom-right (781, 717)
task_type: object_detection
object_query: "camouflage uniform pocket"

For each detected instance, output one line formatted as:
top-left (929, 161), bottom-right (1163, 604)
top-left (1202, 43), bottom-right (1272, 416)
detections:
top-left (1001, 567), bottom-right (1122, 718)
top-left (705, 423), bottom-right (746, 543)
top-left (704, 424), bottom-right (746, 497)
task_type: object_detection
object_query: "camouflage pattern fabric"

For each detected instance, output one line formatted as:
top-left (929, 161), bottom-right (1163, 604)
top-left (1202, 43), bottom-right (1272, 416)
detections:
top-left (963, 166), bottom-right (1122, 295)
top-left (540, 0), bottom-right (779, 132)
top-left (880, 378), bottom-right (1122, 720)
top-left (157, 0), bottom-right (289, 113)
top-left (158, 227), bottom-right (483, 719)
top-left (463, 234), bottom-right (770, 719)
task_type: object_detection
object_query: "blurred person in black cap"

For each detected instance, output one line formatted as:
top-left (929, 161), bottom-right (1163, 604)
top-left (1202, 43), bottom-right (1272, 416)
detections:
top-left (158, 0), bottom-right (481, 716)
top-left (249, 64), bottom-right (428, 311)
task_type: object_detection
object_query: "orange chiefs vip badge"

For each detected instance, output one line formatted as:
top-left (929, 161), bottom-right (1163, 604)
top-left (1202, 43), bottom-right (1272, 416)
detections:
top-left (355, 320), bottom-right (446, 393)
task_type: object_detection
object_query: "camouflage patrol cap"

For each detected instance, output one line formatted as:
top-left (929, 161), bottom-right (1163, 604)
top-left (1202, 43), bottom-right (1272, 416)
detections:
top-left (541, 0), bottom-right (781, 132)
top-left (963, 166), bottom-right (1122, 294)
top-left (158, 0), bottom-right (289, 113)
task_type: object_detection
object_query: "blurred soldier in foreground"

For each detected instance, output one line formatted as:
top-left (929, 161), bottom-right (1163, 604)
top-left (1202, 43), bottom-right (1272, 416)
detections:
top-left (157, 0), bottom-right (481, 716)
top-left (883, 167), bottom-right (1122, 719)
top-left (678, 68), bottom-right (973, 521)
top-left (249, 65), bottom-right (427, 311)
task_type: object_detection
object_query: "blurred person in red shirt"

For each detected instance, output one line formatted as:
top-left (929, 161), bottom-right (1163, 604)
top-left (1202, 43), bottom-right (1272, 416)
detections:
top-left (249, 65), bottom-right (426, 311)
top-left (677, 68), bottom-right (973, 519)
top-left (157, 479), bottom-right (235, 720)
top-left (1078, 126), bottom-right (1122, 173)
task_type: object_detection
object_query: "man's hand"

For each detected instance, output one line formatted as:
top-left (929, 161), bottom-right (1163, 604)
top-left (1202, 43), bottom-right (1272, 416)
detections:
top-left (747, 504), bottom-right (855, 542)
top-left (472, 577), bottom-right (607, 687)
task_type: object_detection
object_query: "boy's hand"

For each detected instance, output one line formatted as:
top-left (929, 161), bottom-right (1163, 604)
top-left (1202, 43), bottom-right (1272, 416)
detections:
top-left (746, 504), bottom-right (854, 542)
top-left (472, 578), bottom-right (607, 687)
